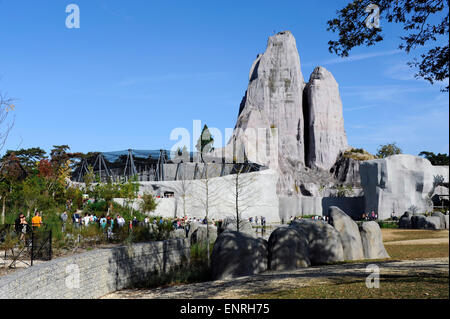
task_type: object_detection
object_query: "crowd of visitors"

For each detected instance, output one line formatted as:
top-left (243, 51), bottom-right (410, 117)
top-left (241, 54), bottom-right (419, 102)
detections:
top-left (362, 211), bottom-right (378, 221)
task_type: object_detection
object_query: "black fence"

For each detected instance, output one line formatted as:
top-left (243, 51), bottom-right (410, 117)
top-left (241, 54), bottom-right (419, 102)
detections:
top-left (0, 224), bottom-right (52, 268)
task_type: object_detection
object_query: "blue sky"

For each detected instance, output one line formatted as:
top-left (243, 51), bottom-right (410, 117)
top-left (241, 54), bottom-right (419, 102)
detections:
top-left (0, 0), bottom-right (448, 157)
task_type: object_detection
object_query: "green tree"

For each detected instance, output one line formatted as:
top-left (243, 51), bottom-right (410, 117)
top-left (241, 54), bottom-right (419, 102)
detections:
top-left (376, 142), bottom-right (402, 158)
top-left (196, 125), bottom-right (214, 162)
top-left (139, 193), bottom-right (158, 214)
top-left (2, 147), bottom-right (47, 173)
top-left (419, 151), bottom-right (449, 165)
top-left (327, 0), bottom-right (449, 91)
top-left (22, 175), bottom-right (42, 218)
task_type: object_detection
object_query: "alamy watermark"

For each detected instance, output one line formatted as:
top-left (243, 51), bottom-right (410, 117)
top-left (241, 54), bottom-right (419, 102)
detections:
top-left (169, 120), bottom-right (279, 168)
top-left (365, 264), bottom-right (380, 289)
top-left (66, 4), bottom-right (80, 29)
top-left (365, 4), bottom-right (380, 29)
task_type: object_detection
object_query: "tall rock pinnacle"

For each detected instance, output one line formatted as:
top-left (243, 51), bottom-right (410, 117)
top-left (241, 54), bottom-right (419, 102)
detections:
top-left (221, 31), bottom-right (349, 196)
top-left (229, 31), bottom-right (306, 194)
top-left (304, 66), bottom-right (348, 171)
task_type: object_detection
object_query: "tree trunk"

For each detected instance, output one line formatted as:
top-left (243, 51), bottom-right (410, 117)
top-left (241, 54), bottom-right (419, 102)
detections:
top-left (236, 174), bottom-right (239, 232)
top-left (205, 165), bottom-right (210, 266)
top-left (1, 196), bottom-right (5, 225)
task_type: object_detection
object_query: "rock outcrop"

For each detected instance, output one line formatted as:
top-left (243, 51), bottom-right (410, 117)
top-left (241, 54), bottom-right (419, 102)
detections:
top-left (359, 221), bottom-right (390, 259)
top-left (188, 222), bottom-right (218, 244)
top-left (220, 217), bottom-right (255, 238)
top-left (304, 67), bottom-right (348, 171)
top-left (360, 154), bottom-right (448, 220)
top-left (328, 206), bottom-right (364, 260)
top-left (268, 226), bottom-right (310, 270)
top-left (227, 31), bottom-right (305, 195)
top-left (211, 231), bottom-right (268, 280)
top-left (398, 211), bottom-right (412, 229)
top-left (290, 219), bottom-right (344, 264)
top-left (431, 212), bottom-right (446, 229)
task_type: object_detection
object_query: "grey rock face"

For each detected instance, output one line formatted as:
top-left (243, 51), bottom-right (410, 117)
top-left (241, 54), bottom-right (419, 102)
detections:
top-left (188, 222), bottom-right (217, 244)
top-left (304, 67), bottom-right (348, 171)
top-left (446, 215), bottom-right (449, 230)
top-left (328, 206), bottom-right (364, 261)
top-left (190, 224), bottom-right (217, 245)
top-left (220, 217), bottom-right (255, 238)
top-left (359, 221), bottom-right (390, 259)
top-left (330, 153), bottom-right (361, 186)
top-left (268, 226), bottom-right (310, 271)
top-left (290, 219), bottom-right (344, 264)
top-left (425, 216), bottom-right (441, 230)
top-left (431, 212), bottom-right (446, 229)
top-left (228, 31), bottom-right (305, 195)
top-left (170, 229), bottom-right (186, 239)
top-left (360, 154), bottom-right (447, 220)
top-left (211, 231), bottom-right (268, 280)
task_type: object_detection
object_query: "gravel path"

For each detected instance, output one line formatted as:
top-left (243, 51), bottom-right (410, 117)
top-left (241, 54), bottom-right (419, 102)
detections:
top-left (102, 257), bottom-right (449, 299)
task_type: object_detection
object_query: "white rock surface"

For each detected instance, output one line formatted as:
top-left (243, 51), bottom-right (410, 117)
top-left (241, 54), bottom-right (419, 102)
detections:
top-left (304, 67), bottom-right (348, 170)
top-left (360, 154), bottom-right (449, 220)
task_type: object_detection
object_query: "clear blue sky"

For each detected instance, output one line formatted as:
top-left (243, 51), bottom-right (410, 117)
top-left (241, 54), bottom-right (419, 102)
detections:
top-left (0, 0), bottom-right (448, 157)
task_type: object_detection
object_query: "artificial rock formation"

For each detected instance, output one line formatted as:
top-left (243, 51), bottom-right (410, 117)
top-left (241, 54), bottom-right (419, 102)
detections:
top-left (223, 31), bottom-right (350, 196)
top-left (228, 31), bottom-right (306, 195)
top-left (304, 67), bottom-right (348, 171)
top-left (359, 221), bottom-right (390, 259)
top-left (268, 226), bottom-right (310, 270)
top-left (290, 219), bottom-right (344, 264)
top-left (211, 231), bottom-right (268, 280)
top-left (328, 206), bottom-right (364, 261)
top-left (360, 154), bottom-right (449, 220)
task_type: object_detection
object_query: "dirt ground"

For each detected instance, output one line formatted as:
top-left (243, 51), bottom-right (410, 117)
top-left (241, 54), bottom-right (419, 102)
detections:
top-left (102, 228), bottom-right (449, 299)
top-left (102, 258), bottom-right (449, 299)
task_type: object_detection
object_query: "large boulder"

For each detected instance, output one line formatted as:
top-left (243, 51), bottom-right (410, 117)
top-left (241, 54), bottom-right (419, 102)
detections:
top-left (411, 215), bottom-right (428, 229)
top-left (398, 211), bottom-right (412, 229)
top-left (211, 231), bottom-right (268, 280)
top-left (190, 224), bottom-right (217, 245)
top-left (220, 217), bottom-right (255, 238)
top-left (268, 226), bottom-right (310, 271)
top-left (290, 219), bottom-right (344, 264)
top-left (328, 206), bottom-right (364, 261)
top-left (360, 154), bottom-right (449, 220)
top-left (304, 67), bottom-right (348, 171)
top-left (170, 229), bottom-right (186, 239)
top-left (359, 221), bottom-right (390, 259)
top-left (425, 216), bottom-right (441, 230)
top-left (431, 212), bottom-right (446, 229)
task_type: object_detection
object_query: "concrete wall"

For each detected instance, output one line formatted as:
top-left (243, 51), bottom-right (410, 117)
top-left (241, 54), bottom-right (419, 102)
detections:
top-left (360, 155), bottom-right (449, 220)
top-left (279, 196), bottom-right (365, 220)
top-left (0, 239), bottom-right (189, 299)
top-left (135, 169), bottom-right (280, 223)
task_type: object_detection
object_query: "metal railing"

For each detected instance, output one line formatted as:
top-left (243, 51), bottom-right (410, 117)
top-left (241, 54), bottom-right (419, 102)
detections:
top-left (0, 224), bottom-right (52, 268)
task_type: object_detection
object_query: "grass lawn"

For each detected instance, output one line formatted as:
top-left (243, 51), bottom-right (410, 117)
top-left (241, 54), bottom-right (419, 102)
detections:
top-left (247, 228), bottom-right (449, 299)
top-left (386, 244), bottom-right (449, 260)
top-left (247, 274), bottom-right (449, 299)
top-left (382, 229), bottom-right (449, 242)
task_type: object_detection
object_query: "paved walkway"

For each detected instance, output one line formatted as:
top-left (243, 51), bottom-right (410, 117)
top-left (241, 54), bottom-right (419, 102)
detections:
top-left (102, 257), bottom-right (449, 299)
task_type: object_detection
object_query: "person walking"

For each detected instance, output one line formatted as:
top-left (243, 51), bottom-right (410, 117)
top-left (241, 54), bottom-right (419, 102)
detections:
top-left (15, 213), bottom-right (28, 243)
top-left (60, 211), bottom-right (68, 232)
top-left (72, 211), bottom-right (81, 228)
top-left (31, 212), bottom-right (43, 229)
